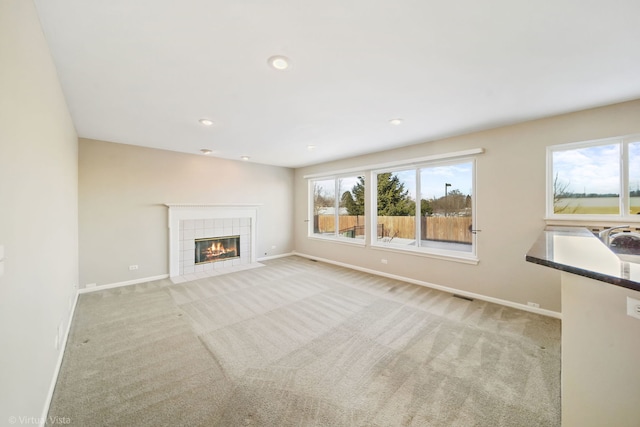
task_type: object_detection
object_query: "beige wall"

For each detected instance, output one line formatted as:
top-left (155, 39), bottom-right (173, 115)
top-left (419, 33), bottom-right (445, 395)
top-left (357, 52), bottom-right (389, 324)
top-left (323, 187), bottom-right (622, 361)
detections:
top-left (0, 0), bottom-right (78, 420)
top-left (294, 99), bottom-right (640, 313)
top-left (79, 139), bottom-right (294, 287)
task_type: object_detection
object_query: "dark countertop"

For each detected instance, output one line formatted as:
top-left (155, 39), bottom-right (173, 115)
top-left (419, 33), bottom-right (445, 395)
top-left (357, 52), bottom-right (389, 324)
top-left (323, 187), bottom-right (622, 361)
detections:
top-left (526, 226), bottom-right (640, 293)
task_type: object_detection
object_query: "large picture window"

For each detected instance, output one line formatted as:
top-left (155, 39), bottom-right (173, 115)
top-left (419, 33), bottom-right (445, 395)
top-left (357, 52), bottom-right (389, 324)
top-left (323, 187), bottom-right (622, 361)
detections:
top-left (311, 174), bottom-right (365, 241)
top-left (373, 159), bottom-right (475, 257)
top-left (548, 135), bottom-right (640, 218)
top-left (306, 149), bottom-right (481, 262)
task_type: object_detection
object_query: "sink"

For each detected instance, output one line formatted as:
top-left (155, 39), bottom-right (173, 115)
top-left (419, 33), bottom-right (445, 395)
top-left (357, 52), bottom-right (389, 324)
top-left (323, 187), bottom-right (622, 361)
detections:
top-left (610, 232), bottom-right (640, 253)
top-left (609, 232), bottom-right (640, 262)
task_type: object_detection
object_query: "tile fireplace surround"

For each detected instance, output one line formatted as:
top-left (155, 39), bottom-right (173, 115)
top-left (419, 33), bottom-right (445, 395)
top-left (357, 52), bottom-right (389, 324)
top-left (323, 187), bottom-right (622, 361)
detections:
top-left (166, 204), bottom-right (261, 284)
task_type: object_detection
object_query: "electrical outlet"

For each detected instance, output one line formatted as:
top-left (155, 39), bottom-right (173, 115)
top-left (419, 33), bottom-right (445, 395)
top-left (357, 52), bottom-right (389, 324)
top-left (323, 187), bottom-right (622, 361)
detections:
top-left (381, 259), bottom-right (388, 264)
top-left (527, 302), bottom-right (540, 308)
top-left (129, 265), bottom-right (138, 271)
top-left (626, 297), bottom-right (640, 320)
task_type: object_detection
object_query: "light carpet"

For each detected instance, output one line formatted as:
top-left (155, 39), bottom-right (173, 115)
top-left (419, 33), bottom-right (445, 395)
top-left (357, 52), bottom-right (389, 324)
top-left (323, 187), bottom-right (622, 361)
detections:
top-left (47, 256), bottom-right (560, 426)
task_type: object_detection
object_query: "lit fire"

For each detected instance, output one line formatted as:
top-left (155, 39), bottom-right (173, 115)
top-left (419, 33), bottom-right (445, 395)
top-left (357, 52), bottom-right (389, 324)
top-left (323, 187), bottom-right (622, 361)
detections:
top-left (205, 241), bottom-right (236, 260)
top-left (195, 236), bottom-right (240, 264)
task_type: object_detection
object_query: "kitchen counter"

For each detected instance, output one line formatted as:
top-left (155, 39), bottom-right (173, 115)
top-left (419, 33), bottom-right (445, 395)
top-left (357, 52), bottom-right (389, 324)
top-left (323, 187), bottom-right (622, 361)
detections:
top-left (526, 225), bottom-right (640, 292)
top-left (528, 226), bottom-right (640, 426)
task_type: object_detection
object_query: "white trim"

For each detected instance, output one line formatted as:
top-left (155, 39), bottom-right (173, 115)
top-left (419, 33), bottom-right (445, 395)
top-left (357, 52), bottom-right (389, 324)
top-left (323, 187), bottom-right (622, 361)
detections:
top-left (78, 274), bottom-right (169, 294)
top-left (257, 252), bottom-right (295, 262)
top-left (292, 251), bottom-right (561, 319)
top-left (303, 148), bottom-right (484, 179)
top-left (307, 235), bottom-right (366, 247)
top-left (547, 134), bottom-right (640, 219)
top-left (40, 289), bottom-right (80, 427)
top-left (368, 157), bottom-right (478, 261)
top-left (164, 203), bottom-right (262, 208)
top-left (544, 217), bottom-right (640, 226)
top-left (307, 174), bottom-right (368, 240)
top-left (545, 215), bottom-right (640, 223)
top-left (369, 244), bottom-right (479, 264)
top-left (546, 133), bottom-right (639, 152)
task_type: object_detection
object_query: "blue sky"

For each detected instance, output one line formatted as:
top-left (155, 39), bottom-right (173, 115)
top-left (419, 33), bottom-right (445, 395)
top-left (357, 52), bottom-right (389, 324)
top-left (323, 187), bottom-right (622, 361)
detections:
top-left (553, 142), bottom-right (640, 195)
top-left (395, 164), bottom-right (472, 199)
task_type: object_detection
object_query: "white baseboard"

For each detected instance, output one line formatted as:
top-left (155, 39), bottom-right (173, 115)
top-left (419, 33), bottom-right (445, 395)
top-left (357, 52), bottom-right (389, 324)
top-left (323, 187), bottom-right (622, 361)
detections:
top-left (78, 274), bottom-right (170, 294)
top-left (257, 252), bottom-right (295, 262)
top-left (292, 251), bottom-right (561, 319)
top-left (40, 288), bottom-right (80, 427)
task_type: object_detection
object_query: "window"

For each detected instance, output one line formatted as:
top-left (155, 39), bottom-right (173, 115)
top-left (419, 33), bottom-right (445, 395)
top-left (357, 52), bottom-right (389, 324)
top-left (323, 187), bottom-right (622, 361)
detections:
top-left (373, 159), bottom-right (475, 257)
top-left (548, 135), bottom-right (640, 218)
top-left (310, 174), bottom-right (365, 241)
top-left (306, 148), bottom-right (482, 262)
top-left (630, 141), bottom-right (640, 215)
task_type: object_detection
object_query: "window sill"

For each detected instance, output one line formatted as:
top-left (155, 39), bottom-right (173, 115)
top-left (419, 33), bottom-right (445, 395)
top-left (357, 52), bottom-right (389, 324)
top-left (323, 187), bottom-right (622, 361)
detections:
top-left (371, 243), bottom-right (479, 265)
top-left (545, 216), bottom-right (640, 226)
top-left (307, 235), bottom-right (366, 247)
top-left (307, 236), bottom-right (479, 264)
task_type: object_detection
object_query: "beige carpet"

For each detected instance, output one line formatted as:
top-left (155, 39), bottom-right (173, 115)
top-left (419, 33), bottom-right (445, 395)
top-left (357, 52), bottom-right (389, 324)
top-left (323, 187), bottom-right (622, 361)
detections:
top-left (48, 256), bottom-right (561, 426)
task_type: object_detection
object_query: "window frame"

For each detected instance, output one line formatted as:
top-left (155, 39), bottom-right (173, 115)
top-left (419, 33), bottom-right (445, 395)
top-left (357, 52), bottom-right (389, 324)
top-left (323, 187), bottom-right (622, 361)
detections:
top-left (305, 148), bottom-right (483, 264)
top-left (546, 134), bottom-right (640, 222)
top-left (307, 172), bottom-right (367, 245)
top-left (370, 157), bottom-right (478, 262)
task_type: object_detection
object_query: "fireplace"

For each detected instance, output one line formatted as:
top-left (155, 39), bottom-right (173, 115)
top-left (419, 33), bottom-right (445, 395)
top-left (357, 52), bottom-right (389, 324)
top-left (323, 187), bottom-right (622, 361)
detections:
top-left (195, 235), bottom-right (240, 264)
top-left (166, 204), bottom-right (259, 281)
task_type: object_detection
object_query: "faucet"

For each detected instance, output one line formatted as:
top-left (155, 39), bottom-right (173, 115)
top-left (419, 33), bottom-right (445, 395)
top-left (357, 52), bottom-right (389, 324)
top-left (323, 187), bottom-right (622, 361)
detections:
top-left (598, 225), bottom-right (629, 246)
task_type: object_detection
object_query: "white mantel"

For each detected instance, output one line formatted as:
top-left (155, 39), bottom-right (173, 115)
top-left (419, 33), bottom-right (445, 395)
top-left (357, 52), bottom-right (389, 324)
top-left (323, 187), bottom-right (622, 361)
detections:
top-left (166, 204), bottom-right (259, 280)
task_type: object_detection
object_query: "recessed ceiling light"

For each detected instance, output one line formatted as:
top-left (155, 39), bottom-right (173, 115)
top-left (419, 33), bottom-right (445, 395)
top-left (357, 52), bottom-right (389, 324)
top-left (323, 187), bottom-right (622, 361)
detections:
top-left (199, 119), bottom-right (214, 126)
top-left (389, 118), bottom-right (404, 126)
top-left (240, 156), bottom-right (250, 161)
top-left (267, 55), bottom-right (290, 71)
top-left (200, 149), bottom-right (212, 155)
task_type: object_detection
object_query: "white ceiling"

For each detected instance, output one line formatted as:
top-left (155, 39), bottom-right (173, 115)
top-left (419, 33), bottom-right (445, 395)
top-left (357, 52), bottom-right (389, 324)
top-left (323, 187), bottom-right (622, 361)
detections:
top-left (34, 0), bottom-right (640, 168)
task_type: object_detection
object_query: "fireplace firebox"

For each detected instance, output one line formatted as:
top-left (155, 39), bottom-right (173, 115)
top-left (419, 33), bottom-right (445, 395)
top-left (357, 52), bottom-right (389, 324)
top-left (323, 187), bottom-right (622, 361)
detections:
top-left (195, 235), bottom-right (240, 264)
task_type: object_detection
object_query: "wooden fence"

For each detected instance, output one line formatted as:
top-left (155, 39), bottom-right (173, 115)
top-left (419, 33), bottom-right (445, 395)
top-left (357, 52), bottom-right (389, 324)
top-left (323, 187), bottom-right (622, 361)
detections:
top-left (314, 215), bottom-right (472, 243)
top-left (420, 216), bottom-right (472, 243)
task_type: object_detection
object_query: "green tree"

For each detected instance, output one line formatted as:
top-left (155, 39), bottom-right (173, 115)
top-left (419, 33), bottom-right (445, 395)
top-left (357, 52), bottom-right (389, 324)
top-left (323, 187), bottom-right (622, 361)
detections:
top-left (341, 191), bottom-right (356, 215)
top-left (376, 173), bottom-right (414, 216)
top-left (345, 174), bottom-right (436, 216)
top-left (420, 199), bottom-right (433, 216)
top-left (344, 176), bottom-right (365, 215)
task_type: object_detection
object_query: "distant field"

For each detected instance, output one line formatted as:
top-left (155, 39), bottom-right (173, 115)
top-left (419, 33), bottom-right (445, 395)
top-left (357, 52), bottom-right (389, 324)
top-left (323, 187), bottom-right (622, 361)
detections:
top-left (555, 197), bottom-right (640, 215)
